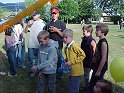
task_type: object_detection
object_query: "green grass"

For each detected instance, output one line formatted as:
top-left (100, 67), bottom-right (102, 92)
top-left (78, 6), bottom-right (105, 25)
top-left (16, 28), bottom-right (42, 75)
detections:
top-left (0, 24), bottom-right (124, 93)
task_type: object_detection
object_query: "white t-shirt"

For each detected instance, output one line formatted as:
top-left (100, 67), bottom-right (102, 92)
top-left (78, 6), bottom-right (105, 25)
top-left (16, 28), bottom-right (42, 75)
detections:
top-left (13, 24), bottom-right (23, 44)
top-left (28, 19), bottom-right (45, 48)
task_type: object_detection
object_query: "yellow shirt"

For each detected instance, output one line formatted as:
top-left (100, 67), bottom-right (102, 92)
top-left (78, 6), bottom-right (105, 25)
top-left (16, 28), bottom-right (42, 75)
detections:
top-left (64, 41), bottom-right (85, 76)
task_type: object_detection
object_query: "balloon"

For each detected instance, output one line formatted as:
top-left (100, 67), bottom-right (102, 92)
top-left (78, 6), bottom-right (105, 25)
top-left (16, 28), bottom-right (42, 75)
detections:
top-left (110, 57), bottom-right (124, 83)
top-left (49, 0), bottom-right (58, 6)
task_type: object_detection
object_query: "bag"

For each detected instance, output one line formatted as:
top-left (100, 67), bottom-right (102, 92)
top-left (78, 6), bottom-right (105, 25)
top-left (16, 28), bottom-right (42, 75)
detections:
top-left (57, 55), bottom-right (71, 74)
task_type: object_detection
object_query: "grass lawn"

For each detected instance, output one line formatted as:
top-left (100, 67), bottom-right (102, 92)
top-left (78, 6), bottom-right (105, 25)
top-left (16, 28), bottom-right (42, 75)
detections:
top-left (0, 24), bottom-right (124, 93)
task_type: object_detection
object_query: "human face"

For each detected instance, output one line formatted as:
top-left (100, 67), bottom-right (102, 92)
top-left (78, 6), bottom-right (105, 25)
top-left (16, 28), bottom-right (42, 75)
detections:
top-left (38, 38), bottom-right (49, 46)
top-left (63, 35), bottom-right (72, 44)
top-left (83, 29), bottom-right (89, 36)
top-left (33, 14), bottom-right (40, 21)
top-left (95, 28), bottom-right (103, 37)
top-left (51, 12), bottom-right (59, 20)
top-left (93, 82), bottom-right (102, 93)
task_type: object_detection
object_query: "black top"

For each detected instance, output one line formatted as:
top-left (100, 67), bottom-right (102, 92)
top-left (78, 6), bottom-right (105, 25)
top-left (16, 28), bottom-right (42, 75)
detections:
top-left (44, 19), bottom-right (66, 49)
top-left (81, 36), bottom-right (95, 68)
top-left (91, 38), bottom-right (108, 72)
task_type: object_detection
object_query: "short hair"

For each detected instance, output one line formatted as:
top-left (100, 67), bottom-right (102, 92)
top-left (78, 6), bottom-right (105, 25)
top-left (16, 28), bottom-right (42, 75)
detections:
top-left (98, 79), bottom-right (113, 93)
top-left (96, 23), bottom-right (109, 36)
top-left (37, 30), bottom-right (50, 40)
top-left (63, 29), bottom-right (73, 38)
top-left (82, 25), bottom-right (93, 33)
top-left (5, 27), bottom-right (13, 36)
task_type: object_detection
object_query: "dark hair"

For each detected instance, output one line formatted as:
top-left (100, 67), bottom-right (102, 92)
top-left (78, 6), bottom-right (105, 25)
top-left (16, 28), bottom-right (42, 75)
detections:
top-left (96, 23), bottom-right (109, 36)
top-left (5, 27), bottom-right (13, 36)
top-left (98, 79), bottom-right (113, 93)
top-left (82, 25), bottom-right (93, 33)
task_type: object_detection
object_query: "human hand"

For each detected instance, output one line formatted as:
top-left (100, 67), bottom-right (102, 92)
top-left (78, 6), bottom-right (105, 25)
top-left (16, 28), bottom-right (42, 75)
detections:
top-left (28, 20), bottom-right (34, 26)
top-left (65, 61), bottom-right (72, 66)
top-left (95, 71), bottom-right (100, 77)
top-left (49, 26), bottom-right (59, 32)
top-left (31, 66), bottom-right (38, 71)
top-left (39, 71), bottom-right (43, 78)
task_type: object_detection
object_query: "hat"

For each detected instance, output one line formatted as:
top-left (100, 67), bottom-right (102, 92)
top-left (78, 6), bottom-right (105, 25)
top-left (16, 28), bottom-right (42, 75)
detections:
top-left (51, 7), bottom-right (59, 14)
top-left (32, 10), bottom-right (40, 16)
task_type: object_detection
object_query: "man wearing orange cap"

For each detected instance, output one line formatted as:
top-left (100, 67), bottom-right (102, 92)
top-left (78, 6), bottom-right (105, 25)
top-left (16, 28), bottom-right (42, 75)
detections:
top-left (44, 7), bottom-right (66, 80)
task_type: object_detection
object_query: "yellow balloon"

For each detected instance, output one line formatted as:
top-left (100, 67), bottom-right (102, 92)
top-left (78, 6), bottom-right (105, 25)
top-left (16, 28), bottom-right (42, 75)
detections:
top-left (49, 0), bottom-right (58, 6)
top-left (110, 57), bottom-right (124, 83)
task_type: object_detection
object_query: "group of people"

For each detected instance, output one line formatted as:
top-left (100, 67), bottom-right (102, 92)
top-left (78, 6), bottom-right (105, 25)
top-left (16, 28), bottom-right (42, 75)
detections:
top-left (2, 7), bottom-right (113, 93)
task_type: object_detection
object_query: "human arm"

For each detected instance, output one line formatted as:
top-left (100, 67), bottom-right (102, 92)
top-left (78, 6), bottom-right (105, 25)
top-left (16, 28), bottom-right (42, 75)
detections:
top-left (95, 42), bottom-right (107, 76)
top-left (69, 43), bottom-right (86, 65)
top-left (49, 26), bottom-right (63, 37)
top-left (91, 40), bottom-right (96, 55)
top-left (32, 47), bottom-right (58, 71)
top-left (25, 20), bottom-right (33, 33)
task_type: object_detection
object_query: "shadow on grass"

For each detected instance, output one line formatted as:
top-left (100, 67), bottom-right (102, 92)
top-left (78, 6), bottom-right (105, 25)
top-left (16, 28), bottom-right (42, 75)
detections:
top-left (113, 84), bottom-right (124, 93)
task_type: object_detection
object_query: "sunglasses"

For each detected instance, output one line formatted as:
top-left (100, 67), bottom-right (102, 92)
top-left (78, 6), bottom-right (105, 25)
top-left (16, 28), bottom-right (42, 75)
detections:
top-left (51, 12), bottom-right (57, 15)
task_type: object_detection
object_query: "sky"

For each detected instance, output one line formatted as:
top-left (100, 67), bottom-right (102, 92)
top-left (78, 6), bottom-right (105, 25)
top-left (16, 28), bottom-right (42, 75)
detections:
top-left (0, 0), bottom-right (25, 4)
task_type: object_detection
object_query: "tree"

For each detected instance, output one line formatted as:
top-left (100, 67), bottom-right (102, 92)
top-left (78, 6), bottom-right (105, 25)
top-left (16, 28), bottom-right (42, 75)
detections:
top-left (25, 0), bottom-right (46, 20)
top-left (78, 0), bottom-right (94, 23)
top-left (58, 0), bottom-right (79, 24)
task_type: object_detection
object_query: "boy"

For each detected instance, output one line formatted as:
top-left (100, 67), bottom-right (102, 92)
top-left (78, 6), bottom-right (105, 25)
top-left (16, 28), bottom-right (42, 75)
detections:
top-left (89, 23), bottom-right (109, 92)
top-left (31, 31), bottom-right (58, 93)
top-left (81, 25), bottom-right (96, 90)
top-left (93, 79), bottom-right (113, 93)
top-left (63, 29), bottom-right (85, 93)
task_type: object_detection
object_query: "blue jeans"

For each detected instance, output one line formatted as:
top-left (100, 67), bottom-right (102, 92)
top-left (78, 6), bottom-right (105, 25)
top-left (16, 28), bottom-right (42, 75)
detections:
top-left (7, 46), bottom-right (16, 75)
top-left (28, 48), bottom-right (39, 73)
top-left (16, 43), bottom-right (22, 67)
top-left (69, 76), bottom-right (81, 93)
top-left (36, 73), bottom-right (56, 93)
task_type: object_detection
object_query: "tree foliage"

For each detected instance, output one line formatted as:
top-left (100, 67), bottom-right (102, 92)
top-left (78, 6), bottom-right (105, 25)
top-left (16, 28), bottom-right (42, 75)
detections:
top-left (58, 0), bottom-right (79, 23)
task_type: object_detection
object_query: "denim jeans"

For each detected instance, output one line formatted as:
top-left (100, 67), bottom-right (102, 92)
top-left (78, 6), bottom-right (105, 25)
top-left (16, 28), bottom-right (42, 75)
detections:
top-left (28, 48), bottom-right (39, 73)
top-left (16, 43), bottom-right (25, 67)
top-left (36, 73), bottom-right (56, 93)
top-left (69, 76), bottom-right (81, 93)
top-left (7, 46), bottom-right (16, 75)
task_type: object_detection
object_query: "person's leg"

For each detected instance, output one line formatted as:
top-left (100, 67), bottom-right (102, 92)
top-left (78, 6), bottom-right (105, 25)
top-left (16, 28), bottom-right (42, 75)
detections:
top-left (36, 74), bottom-right (46, 93)
top-left (84, 67), bottom-right (91, 87)
top-left (48, 74), bottom-right (56, 93)
top-left (28, 48), bottom-right (39, 77)
top-left (88, 70), bottom-right (106, 93)
top-left (21, 45), bottom-right (25, 67)
top-left (16, 43), bottom-right (23, 68)
top-left (69, 76), bottom-right (81, 93)
top-left (7, 47), bottom-right (16, 75)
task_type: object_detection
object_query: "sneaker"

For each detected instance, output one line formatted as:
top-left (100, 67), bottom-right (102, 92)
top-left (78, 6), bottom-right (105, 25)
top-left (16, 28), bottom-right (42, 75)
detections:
top-left (0, 72), bottom-right (6, 76)
top-left (8, 72), bottom-right (17, 77)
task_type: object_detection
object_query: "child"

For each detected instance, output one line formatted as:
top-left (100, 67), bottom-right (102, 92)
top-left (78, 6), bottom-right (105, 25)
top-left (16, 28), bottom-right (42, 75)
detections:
top-left (93, 79), bottom-right (113, 93)
top-left (63, 29), bottom-right (86, 93)
top-left (89, 23), bottom-right (109, 92)
top-left (5, 27), bottom-right (17, 77)
top-left (31, 31), bottom-right (58, 93)
top-left (80, 25), bottom-right (96, 89)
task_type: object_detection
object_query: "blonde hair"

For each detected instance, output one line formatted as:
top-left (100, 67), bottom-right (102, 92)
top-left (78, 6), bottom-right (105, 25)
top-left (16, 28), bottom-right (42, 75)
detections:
top-left (37, 30), bottom-right (50, 40)
top-left (63, 29), bottom-right (73, 38)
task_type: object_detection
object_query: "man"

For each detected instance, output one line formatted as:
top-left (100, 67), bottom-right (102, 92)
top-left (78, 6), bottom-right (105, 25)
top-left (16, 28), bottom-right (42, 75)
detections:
top-left (25, 10), bottom-right (45, 78)
top-left (44, 7), bottom-right (66, 79)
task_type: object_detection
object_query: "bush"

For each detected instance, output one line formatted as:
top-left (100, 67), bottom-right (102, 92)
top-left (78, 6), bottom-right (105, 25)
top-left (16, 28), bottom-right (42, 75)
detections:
top-left (111, 16), bottom-right (121, 24)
